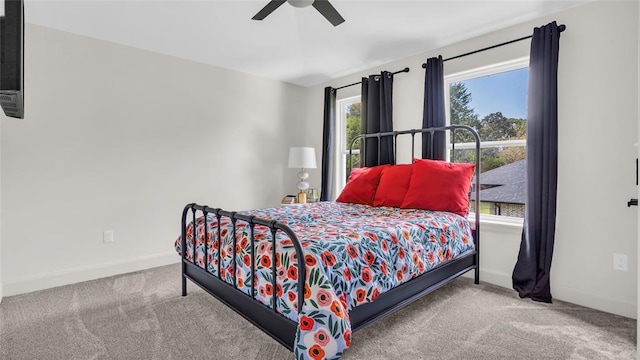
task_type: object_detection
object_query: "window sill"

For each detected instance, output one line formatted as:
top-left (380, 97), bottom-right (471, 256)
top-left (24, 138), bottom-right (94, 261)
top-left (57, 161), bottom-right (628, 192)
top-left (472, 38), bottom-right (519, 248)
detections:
top-left (468, 213), bottom-right (524, 232)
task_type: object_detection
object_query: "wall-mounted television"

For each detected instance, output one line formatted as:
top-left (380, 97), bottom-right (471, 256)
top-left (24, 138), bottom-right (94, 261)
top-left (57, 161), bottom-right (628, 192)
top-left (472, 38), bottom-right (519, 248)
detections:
top-left (0, 0), bottom-right (23, 119)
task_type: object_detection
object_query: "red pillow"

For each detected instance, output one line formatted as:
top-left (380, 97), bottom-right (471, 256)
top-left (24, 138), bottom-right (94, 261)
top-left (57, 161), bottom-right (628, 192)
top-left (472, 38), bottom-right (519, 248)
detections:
top-left (372, 164), bottom-right (414, 207)
top-left (336, 165), bottom-right (388, 205)
top-left (401, 159), bottom-right (475, 216)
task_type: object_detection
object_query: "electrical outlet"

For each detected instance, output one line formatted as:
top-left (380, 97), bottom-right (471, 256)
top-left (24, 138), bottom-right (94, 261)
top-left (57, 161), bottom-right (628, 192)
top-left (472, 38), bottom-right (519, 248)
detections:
top-left (613, 253), bottom-right (628, 271)
top-left (103, 230), bottom-right (114, 243)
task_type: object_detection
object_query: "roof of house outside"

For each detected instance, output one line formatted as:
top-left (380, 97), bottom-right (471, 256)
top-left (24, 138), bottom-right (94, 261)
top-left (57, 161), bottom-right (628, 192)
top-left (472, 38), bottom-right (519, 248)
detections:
top-left (472, 181), bottom-right (525, 204)
top-left (470, 159), bottom-right (526, 205)
top-left (475, 159), bottom-right (525, 186)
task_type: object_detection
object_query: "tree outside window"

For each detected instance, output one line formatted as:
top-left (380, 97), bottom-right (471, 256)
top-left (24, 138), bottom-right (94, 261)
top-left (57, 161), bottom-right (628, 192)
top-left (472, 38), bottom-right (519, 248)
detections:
top-left (345, 102), bottom-right (361, 177)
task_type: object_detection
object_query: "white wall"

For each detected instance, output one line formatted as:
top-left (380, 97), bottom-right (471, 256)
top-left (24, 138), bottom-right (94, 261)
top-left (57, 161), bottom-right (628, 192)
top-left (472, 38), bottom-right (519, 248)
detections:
top-left (0, 24), bottom-right (305, 296)
top-left (303, 1), bottom-right (639, 318)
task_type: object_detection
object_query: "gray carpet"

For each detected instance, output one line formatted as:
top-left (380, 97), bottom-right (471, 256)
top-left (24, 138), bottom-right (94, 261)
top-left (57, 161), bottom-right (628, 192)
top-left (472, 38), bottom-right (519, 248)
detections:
top-left (0, 264), bottom-right (635, 360)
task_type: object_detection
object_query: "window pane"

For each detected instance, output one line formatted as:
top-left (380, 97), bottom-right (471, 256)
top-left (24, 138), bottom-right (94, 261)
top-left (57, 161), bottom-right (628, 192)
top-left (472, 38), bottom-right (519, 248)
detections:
top-left (345, 102), bottom-right (362, 175)
top-left (450, 68), bottom-right (528, 143)
top-left (451, 147), bottom-right (525, 173)
top-left (448, 64), bottom-right (528, 218)
top-left (454, 147), bottom-right (525, 218)
top-left (345, 102), bottom-right (362, 147)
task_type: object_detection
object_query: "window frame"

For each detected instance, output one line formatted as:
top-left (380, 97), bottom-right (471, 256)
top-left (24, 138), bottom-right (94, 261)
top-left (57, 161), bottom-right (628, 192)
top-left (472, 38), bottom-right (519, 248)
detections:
top-left (444, 57), bottom-right (529, 223)
top-left (335, 95), bottom-right (362, 196)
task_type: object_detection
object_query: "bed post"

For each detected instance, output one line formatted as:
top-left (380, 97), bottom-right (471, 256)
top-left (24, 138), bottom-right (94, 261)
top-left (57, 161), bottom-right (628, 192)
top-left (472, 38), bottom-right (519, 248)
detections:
top-left (181, 203), bottom-right (193, 296)
top-left (472, 126), bottom-right (481, 285)
top-left (474, 231), bottom-right (480, 285)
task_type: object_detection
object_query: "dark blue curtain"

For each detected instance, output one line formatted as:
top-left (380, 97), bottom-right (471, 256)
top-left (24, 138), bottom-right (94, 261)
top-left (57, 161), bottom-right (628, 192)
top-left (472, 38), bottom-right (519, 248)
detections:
top-left (422, 56), bottom-right (446, 160)
top-left (512, 21), bottom-right (561, 303)
top-left (361, 71), bottom-right (394, 166)
top-left (320, 87), bottom-right (336, 201)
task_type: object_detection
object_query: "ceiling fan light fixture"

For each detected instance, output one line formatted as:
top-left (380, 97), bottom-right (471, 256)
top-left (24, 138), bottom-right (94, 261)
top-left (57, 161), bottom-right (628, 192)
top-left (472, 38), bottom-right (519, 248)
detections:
top-left (253, 0), bottom-right (344, 26)
top-left (287, 0), bottom-right (314, 8)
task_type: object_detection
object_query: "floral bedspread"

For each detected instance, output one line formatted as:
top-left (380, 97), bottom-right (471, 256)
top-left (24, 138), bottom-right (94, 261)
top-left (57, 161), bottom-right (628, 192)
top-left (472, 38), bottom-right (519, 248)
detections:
top-left (175, 202), bottom-right (474, 360)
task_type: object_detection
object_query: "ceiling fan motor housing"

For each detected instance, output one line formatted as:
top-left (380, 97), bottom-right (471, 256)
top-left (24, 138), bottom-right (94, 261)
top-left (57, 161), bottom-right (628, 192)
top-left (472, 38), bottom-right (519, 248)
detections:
top-left (253, 0), bottom-right (344, 26)
top-left (288, 0), bottom-right (314, 8)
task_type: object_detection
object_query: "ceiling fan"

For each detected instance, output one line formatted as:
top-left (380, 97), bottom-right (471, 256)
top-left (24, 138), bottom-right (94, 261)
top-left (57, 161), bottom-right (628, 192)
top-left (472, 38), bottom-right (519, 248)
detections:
top-left (252, 0), bottom-right (345, 27)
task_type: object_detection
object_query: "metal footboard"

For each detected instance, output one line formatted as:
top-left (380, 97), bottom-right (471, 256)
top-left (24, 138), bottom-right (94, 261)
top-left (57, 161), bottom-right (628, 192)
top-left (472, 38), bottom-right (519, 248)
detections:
top-left (180, 203), bottom-right (306, 350)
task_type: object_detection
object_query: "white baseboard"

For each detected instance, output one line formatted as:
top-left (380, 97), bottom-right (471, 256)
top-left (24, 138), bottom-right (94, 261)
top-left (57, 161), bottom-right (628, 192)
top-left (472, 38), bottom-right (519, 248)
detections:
top-left (553, 284), bottom-right (637, 319)
top-left (2, 252), bottom-right (180, 297)
top-left (478, 268), bottom-right (514, 289)
top-left (462, 267), bottom-right (512, 287)
top-left (464, 268), bottom-right (637, 319)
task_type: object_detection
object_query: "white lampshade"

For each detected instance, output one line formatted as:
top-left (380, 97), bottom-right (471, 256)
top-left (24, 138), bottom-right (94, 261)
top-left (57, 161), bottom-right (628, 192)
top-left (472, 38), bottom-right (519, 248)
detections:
top-left (288, 147), bottom-right (317, 169)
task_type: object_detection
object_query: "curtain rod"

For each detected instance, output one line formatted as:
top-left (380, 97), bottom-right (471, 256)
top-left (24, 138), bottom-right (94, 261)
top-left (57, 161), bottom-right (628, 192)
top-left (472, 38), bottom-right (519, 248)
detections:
top-left (334, 67), bottom-right (410, 91)
top-left (421, 24), bottom-right (566, 67)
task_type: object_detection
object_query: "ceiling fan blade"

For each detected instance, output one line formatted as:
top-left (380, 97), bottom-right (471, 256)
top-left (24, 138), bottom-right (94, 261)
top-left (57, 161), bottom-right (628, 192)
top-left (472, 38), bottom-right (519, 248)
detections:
top-left (252, 0), bottom-right (287, 21)
top-left (312, 0), bottom-right (345, 26)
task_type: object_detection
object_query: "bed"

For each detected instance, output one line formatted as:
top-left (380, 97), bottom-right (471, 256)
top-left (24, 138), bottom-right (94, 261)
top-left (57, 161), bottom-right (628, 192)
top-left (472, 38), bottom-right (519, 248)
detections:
top-left (176, 126), bottom-right (480, 360)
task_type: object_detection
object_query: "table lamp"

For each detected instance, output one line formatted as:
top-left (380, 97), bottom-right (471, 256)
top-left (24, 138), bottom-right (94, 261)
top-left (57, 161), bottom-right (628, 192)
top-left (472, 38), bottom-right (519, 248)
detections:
top-left (288, 147), bottom-right (317, 204)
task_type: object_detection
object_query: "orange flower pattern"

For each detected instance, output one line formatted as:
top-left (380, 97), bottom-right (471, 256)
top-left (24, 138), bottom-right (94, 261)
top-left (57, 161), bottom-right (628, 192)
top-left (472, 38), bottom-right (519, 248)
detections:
top-left (175, 202), bottom-right (473, 360)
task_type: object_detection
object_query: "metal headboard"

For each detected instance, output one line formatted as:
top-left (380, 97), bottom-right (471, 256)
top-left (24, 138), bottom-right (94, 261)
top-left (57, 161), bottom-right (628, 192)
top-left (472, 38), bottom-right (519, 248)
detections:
top-left (348, 125), bottom-right (481, 265)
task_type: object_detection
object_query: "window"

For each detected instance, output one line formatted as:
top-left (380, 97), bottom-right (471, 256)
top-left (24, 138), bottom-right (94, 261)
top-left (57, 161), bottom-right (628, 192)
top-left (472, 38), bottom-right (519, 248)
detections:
top-left (445, 58), bottom-right (529, 218)
top-left (336, 96), bottom-right (361, 193)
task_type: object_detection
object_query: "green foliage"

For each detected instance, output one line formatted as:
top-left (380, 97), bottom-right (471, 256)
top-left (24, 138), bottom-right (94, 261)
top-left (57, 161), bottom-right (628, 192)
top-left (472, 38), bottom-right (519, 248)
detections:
top-left (342, 82), bottom-right (526, 175)
top-left (452, 147), bottom-right (526, 173)
top-left (346, 103), bottom-right (362, 174)
top-left (478, 112), bottom-right (526, 141)
top-left (449, 82), bottom-right (526, 172)
top-left (450, 83), bottom-right (480, 143)
top-left (347, 102), bottom-right (361, 118)
top-left (346, 103), bottom-right (361, 150)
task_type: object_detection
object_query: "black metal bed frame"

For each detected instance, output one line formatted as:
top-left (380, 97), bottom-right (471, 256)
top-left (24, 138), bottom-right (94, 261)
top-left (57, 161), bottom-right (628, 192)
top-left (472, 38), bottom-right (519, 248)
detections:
top-left (181, 125), bottom-right (481, 353)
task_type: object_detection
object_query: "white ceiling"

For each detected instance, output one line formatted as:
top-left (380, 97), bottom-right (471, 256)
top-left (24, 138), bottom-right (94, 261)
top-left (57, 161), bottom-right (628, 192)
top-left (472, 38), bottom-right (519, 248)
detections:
top-left (25, 0), bottom-right (590, 87)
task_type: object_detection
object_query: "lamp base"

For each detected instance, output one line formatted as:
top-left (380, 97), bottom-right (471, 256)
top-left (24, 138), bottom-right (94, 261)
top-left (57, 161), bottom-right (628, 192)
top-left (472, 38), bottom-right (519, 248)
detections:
top-left (297, 190), bottom-right (307, 204)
